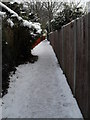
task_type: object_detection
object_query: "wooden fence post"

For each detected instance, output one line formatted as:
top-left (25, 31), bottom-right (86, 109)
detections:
top-left (75, 15), bottom-right (88, 118)
top-left (88, 12), bottom-right (90, 118)
top-left (73, 20), bottom-right (77, 96)
top-left (0, 6), bottom-right (2, 98)
top-left (62, 27), bottom-right (65, 72)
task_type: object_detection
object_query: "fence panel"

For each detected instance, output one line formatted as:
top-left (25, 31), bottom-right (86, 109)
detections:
top-left (63, 22), bottom-right (75, 93)
top-left (58, 29), bottom-right (63, 68)
top-left (68, 22), bottom-right (75, 93)
top-left (49, 13), bottom-right (90, 118)
top-left (49, 33), bottom-right (51, 44)
top-left (88, 12), bottom-right (90, 118)
top-left (75, 16), bottom-right (88, 118)
top-left (55, 31), bottom-right (59, 59)
top-left (54, 31), bottom-right (58, 56)
top-left (56, 31), bottom-right (60, 61)
top-left (49, 32), bottom-right (55, 51)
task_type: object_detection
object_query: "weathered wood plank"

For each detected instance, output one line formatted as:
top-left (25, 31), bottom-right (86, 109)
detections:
top-left (75, 16), bottom-right (88, 118)
top-left (88, 12), bottom-right (90, 118)
top-left (58, 29), bottom-right (63, 68)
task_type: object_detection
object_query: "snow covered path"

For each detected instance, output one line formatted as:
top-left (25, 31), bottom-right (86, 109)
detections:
top-left (2, 40), bottom-right (83, 118)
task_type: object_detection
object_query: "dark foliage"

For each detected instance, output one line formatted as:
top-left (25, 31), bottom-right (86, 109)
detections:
top-left (2, 2), bottom-right (42, 96)
top-left (51, 2), bottom-right (85, 31)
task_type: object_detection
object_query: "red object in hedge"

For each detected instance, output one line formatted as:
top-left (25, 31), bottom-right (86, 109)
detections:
top-left (32, 36), bottom-right (45, 49)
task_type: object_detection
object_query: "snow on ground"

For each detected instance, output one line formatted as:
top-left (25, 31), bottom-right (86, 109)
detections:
top-left (0, 98), bottom-right (2, 119)
top-left (2, 40), bottom-right (83, 118)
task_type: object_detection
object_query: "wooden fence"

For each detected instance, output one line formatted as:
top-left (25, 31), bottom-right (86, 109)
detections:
top-left (49, 13), bottom-right (90, 118)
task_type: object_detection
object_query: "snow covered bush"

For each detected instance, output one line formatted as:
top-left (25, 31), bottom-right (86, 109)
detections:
top-left (1, 2), bottom-right (42, 62)
top-left (1, 2), bottom-right (42, 96)
top-left (51, 2), bottom-right (85, 31)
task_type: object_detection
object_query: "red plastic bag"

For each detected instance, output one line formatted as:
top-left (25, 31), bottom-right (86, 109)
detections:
top-left (32, 36), bottom-right (45, 49)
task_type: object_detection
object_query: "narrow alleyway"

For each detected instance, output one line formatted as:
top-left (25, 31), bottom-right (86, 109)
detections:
top-left (2, 40), bottom-right (83, 118)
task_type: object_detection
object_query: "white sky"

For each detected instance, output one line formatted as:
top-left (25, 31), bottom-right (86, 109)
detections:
top-left (9, 0), bottom-right (90, 2)
top-left (1, 0), bottom-right (90, 5)
top-left (68, 0), bottom-right (90, 3)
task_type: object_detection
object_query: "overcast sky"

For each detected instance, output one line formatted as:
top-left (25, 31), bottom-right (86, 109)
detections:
top-left (68, 0), bottom-right (90, 3)
top-left (1, 0), bottom-right (90, 3)
top-left (3, 0), bottom-right (89, 5)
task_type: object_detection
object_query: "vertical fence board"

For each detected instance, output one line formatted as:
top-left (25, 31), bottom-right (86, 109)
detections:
top-left (63, 25), bottom-right (69, 75)
top-left (58, 29), bottom-right (63, 68)
top-left (68, 22), bottom-right (75, 93)
top-left (54, 31), bottom-right (56, 53)
top-left (63, 22), bottom-right (75, 93)
top-left (73, 20), bottom-right (77, 95)
top-left (52, 32), bottom-right (54, 49)
top-left (55, 31), bottom-right (59, 59)
top-left (53, 32), bottom-right (55, 52)
top-left (62, 26), bottom-right (66, 72)
top-left (57, 30), bottom-right (60, 61)
top-left (62, 27), bottom-right (64, 70)
top-left (88, 12), bottom-right (90, 118)
top-left (49, 33), bottom-right (51, 45)
top-left (54, 31), bottom-right (58, 57)
top-left (75, 16), bottom-right (88, 118)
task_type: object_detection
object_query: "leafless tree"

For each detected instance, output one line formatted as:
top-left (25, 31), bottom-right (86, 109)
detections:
top-left (23, 0), bottom-right (62, 32)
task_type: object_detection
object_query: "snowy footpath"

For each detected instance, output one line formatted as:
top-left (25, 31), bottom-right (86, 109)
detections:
top-left (2, 40), bottom-right (83, 118)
